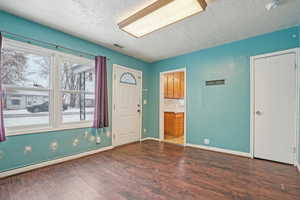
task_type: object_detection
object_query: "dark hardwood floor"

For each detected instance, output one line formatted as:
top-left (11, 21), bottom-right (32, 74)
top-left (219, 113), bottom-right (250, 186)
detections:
top-left (0, 140), bottom-right (299, 200)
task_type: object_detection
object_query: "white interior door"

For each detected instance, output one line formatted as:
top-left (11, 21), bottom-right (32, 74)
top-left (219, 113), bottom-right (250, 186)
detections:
top-left (254, 52), bottom-right (296, 164)
top-left (113, 65), bottom-right (142, 146)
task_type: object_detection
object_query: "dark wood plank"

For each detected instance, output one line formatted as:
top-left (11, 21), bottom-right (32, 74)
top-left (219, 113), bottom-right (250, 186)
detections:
top-left (0, 140), bottom-right (299, 200)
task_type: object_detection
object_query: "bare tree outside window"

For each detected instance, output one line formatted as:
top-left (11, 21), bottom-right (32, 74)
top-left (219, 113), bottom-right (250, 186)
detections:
top-left (1, 48), bottom-right (51, 128)
top-left (1, 48), bottom-right (50, 88)
top-left (1, 49), bottom-right (27, 86)
top-left (60, 60), bottom-right (95, 123)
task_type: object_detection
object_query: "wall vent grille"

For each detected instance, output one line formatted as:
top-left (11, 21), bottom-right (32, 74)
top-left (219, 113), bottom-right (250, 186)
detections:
top-left (205, 80), bottom-right (225, 86)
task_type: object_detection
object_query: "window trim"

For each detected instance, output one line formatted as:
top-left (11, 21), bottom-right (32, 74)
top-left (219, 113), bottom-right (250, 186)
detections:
top-left (2, 38), bottom-right (95, 136)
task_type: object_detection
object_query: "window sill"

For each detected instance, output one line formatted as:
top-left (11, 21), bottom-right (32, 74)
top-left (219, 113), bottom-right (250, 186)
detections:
top-left (6, 122), bottom-right (93, 136)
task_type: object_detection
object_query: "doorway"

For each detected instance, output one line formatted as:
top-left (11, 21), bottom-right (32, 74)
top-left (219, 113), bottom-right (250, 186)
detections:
top-left (112, 65), bottom-right (143, 147)
top-left (160, 68), bottom-right (186, 145)
top-left (251, 48), bottom-right (299, 165)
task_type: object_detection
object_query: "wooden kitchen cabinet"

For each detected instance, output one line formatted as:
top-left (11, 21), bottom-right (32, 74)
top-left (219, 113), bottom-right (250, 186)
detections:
top-left (179, 72), bottom-right (184, 98)
top-left (164, 73), bottom-right (168, 98)
top-left (164, 112), bottom-right (184, 137)
top-left (164, 72), bottom-right (184, 99)
top-left (167, 73), bottom-right (174, 98)
top-left (173, 72), bottom-right (180, 98)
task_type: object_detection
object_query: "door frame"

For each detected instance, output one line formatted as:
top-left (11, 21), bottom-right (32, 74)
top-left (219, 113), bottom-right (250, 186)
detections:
top-left (112, 64), bottom-right (143, 147)
top-left (250, 48), bottom-right (299, 165)
top-left (159, 68), bottom-right (187, 145)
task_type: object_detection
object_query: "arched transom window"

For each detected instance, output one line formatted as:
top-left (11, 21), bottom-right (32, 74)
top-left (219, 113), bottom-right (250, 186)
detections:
top-left (120, 72), bottom-right (136, 85)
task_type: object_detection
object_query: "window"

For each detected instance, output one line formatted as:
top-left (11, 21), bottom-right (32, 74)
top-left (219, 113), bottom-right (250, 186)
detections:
top-left (0, 39), bottom-right (95, 135)
top-left (120, 72), bottom-right (136, 85)
top-left (1, 45), bottom-right (51, 130)
top-left (59, 57), bottom-right (95, 124)
top-left (11, 99), bottom-right (21, 106)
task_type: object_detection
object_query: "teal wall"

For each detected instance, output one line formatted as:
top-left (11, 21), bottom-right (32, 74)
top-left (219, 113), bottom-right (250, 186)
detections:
top-left (0, 11), bottom-right (151, 172)
top-left (0, 10), bottom-right (299, 172)
top-left (150, 27), bottom-right (299, 153)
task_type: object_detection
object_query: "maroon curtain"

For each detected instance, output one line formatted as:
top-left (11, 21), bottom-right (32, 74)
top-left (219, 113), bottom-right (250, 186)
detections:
top-left (93, 56), bottom-right (109, 129)
top-left (0, 33), bottom-right (6, 142)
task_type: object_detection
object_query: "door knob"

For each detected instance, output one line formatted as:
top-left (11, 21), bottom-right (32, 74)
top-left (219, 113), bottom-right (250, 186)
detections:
top-left (137, 109), bottom-right (141, 113)
top-left (256, 111), bottom-right (262, 115)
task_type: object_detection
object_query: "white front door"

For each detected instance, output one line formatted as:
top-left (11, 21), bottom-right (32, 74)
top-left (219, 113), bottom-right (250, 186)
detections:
top-left (113, 65), bottom-right (142, 146)
top-left (253, 51), bottom-right (297, 164)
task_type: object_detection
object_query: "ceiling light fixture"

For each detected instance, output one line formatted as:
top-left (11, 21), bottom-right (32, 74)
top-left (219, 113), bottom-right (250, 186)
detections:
top-left (265, 0), bottom-right (280, 11)
top-left (118, 0), bottom-right (207, 38)
top-left (113, 43), bottom-right (124, 49)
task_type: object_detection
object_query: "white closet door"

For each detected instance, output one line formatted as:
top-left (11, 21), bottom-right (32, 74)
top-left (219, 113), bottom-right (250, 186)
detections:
top-left (254, 52), bottom-right (296, 164)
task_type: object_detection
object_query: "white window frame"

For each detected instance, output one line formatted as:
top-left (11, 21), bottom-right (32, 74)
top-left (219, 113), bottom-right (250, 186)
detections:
top-left (56, 54), bottom-right (95, 130)
top-left (2, 38), bottom-right (94, 136)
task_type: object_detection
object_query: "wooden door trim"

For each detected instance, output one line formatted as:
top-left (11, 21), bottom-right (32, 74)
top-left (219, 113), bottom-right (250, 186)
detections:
top-left (250, 48), bottom-right (299, 166)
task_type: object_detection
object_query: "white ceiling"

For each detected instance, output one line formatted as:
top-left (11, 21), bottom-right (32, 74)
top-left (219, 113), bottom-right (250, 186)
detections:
top-left (0, 0), bottom-right (300, 62)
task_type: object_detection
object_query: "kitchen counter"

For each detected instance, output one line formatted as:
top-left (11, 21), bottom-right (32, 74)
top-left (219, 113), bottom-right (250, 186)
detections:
top-left (164, 109), bottom-right (184, 113)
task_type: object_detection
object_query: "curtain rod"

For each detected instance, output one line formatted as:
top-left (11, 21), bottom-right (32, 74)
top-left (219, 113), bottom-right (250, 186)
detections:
top-left (0, 30), bottom-right (110, 60)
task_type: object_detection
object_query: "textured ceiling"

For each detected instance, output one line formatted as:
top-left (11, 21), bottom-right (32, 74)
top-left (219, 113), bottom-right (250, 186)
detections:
top-left (0, 0), bottom-right (300, 62)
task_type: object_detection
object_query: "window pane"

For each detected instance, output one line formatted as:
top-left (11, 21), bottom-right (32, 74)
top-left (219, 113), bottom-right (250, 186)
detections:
top-left (60, 60), bottom-right (95, 92)
top-left (120, 72), bottom-right (137, 85)
top-left (62, 92), bottom-right (94, 123)
top-left (3, 89), bottom-right (50, 128)
top-left (1, 48), bottom-right (50, 88)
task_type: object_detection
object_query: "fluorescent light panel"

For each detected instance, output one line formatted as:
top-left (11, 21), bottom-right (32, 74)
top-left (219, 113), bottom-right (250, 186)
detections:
top-left (118, 0), bottom-right (207, 38)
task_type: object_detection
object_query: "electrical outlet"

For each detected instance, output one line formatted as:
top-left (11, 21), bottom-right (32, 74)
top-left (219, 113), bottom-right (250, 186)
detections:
top-left (143, 99), bottom-right (147, 104)
top-left (144, 128), bottom-right (147, 133)
top-left (204, 138), bottom-right (210, 145)
top-left (106, 131), bottom-right (111, 137)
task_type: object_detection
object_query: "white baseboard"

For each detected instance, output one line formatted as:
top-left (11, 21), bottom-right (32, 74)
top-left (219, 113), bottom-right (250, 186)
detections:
top-left (186, 143), bottom-right (251, 158)
top-left (297, 163), bottom-right (300, 172)
top-left (141, 137), bottom-right (161, 142)
top-left (141, 139), bottom-right (250, 158)
top-left (0, 146), bottom-right (113, 178)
